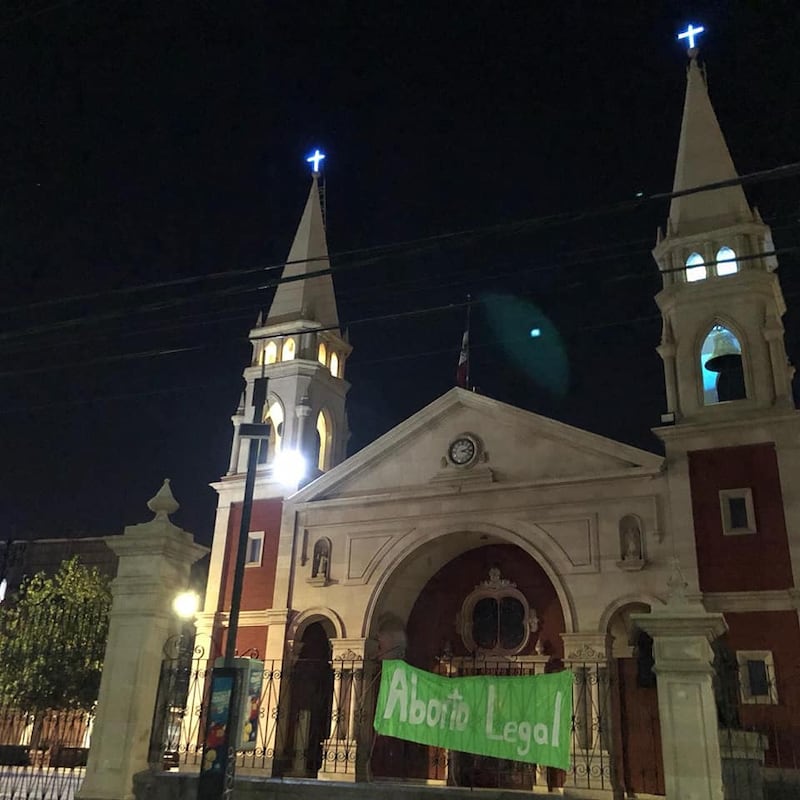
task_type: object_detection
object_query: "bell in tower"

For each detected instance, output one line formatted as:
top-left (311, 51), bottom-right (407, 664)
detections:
top-left (704, 327), bottom-right (745, 402)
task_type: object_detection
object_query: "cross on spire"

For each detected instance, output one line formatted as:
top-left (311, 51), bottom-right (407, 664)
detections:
top-left (677, 23), bottom-right (705, 50)
top-left (306, 149), bottom-right (326, 174)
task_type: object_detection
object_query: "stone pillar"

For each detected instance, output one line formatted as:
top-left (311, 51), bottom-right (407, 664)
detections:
top-left (561, 633), bottom-right (614, 792)
top-left (318, 638), bottom-right (368, 783)
top-left (76, 480), bottom-right (208, 800)
top-left (632, 561), bottom-right (727, 800)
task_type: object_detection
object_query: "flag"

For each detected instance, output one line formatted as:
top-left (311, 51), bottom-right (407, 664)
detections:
top-left (456, 329), bottom-right (469, 388)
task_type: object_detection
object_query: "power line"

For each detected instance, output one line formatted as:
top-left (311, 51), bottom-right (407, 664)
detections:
top-left (3, 158), bottom-right (799, 321)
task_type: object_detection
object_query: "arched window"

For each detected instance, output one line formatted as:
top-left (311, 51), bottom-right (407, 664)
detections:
top-left (318, 341), bottom-right (327, 367)
top-left (685, 252), bottom-right (707, 283)
top-left (457, 567), bottom-right (538, 656)
top-left (281, 337), bottom-right (296, 361)
top-left (258, 398), bottom-right (284, 464)
top-left (329, 352), bottom-right (340, 378)
top-left (716, 246), bottom-right (738, 276)
top-left (315, 409), bottom-right (333, 471)
top-left (700, 325), bottom-right (745, 404)
top-left (264, 341), bottom-right (278, 365)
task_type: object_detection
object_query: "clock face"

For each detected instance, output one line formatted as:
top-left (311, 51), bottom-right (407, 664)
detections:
top-left (449, 437), bottom-right (477, 466)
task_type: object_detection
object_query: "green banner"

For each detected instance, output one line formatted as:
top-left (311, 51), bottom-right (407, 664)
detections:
top-left (373, 661), bottom-right (573, 770)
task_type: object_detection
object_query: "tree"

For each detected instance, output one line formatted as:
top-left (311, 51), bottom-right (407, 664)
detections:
top-left (0, 557), bottom-right (112, 712)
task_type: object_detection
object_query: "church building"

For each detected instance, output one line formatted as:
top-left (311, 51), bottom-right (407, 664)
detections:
top-left (195, 46), bottom-right (800, 795)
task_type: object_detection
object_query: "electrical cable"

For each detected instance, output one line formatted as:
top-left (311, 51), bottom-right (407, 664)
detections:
top-left (2, 158), bottom-right (799, 320)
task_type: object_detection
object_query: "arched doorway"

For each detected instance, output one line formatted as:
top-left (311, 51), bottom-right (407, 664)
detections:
top-left (607, 602), bottom-right (664, 796)
top-left (370, 542), bottom-right (567, 788)
top-left (280, 621), bottom-right (334, 777)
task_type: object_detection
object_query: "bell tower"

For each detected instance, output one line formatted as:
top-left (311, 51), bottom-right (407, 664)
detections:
top-left (652, 50), bottom-right (794, 426)
top-left (227, 163), bottom-right (351, 488)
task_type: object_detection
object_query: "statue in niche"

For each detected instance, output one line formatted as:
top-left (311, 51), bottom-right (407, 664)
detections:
top-left (311, 538), bottom-right (331, 580)
top-left (619, 515), bottom-right (644, 562)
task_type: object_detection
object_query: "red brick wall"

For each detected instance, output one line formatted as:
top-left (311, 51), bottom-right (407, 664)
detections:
top-left (688, 444), bottom-right (794, 592)
top-left (723, 611), bottom-right (800, 735)
top-left (220, 498), bottom-right (283, 611)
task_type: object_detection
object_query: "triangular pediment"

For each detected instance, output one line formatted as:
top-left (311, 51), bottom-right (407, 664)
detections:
top-left (292, 388), bottom-right (663, 503)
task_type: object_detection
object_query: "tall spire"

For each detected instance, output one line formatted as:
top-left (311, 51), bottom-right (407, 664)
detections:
top-left (668, 55), bottom-right (751, 237)
top-left (265, 175), bottom-right (340, 330)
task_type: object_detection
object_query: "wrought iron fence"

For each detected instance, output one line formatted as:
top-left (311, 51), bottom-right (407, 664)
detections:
top-left (149, 649), bottom-right (622, 793)
top-left (0, 564), bottom-right (108, 800)
top-left (0, 705), bottom-right (93, 800)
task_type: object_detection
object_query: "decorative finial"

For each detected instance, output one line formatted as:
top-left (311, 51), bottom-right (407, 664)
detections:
top-left (677, 23), bottom-right (705, 57)
top-left (666, 556), bottom-right (689, 605)
top-left (147, 479), bottom-right (180, 520)
top-left (306, 149), bottom-right (326, 175)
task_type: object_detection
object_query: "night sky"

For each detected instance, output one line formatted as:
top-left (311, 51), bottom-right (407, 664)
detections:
top-left (2, 2), bottom-right (799, 545)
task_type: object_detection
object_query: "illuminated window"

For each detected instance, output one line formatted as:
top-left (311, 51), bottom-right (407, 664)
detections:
top-left (281, 338), bottom-right (296, 361)
top-left (315, 409), bottom-right (333, 471)
top-left (245, 531), bottom-right (265, 567)
top-left (685, 252), bottom-right (707, 282)
top-left (264, 341), bottom-right (278, 365)
top-left (258, 398), bottom-right (284, 464)
top-left (716, 246), bottom-right (738, 276)
top-left (700, 325), bottom-right (745, 404)
top-left (318, 341), bottom-right (327, 366)
top-left (329, 352), bottom-right (340, 378)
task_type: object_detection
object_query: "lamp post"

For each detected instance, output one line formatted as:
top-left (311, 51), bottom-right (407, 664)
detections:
top-left (198, 377), bottom-right (271, 800)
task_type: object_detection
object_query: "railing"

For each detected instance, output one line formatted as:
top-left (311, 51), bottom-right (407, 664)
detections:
top-left (149, 650), bottom-right (621, 792)
top-left (0, 706), bottom-right (93, 800)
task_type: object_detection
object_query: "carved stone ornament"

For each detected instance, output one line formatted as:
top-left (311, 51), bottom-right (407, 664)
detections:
top-left (666, 557), bottom-right (690, 606)
top-left (335, 649), bottom-right (362, 662)
top-left (307, 537), bottom-right (331, 587)
top-left (458, 567), bottom-right (538, 656)
top-left (566, 643), bottom-right (609, 661)
top-left (616, 514), bottom-right (645, 571)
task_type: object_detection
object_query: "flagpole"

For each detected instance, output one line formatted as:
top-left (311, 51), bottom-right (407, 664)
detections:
top-left (465, 294), bottom-right (471, 391)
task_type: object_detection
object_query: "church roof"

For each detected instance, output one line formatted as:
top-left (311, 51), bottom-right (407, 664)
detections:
top-left (668, 55), bottom-right (752, 237)
top-left (265, 176), bottom-right (340, 330)
top-left (290, 387), bottom-right (664, 504)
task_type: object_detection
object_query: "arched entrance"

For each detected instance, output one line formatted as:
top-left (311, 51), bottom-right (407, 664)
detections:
top-left (280, 621), bottom-right (334, 777)
top-left (606, 602), bottom-right (664, 796)
top-left (370, 542), bottom-right (567, 788)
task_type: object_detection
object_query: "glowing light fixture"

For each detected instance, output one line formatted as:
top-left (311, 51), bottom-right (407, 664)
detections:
top-left (530, 328), bottom-right (541, 338)
top-left (678, 23), bottom-right (705, 49)
top-left (274, 449), bottom-right (307, 486)
top-left (172, 590), bottom-right (200, 619)
top-left (0, 578), bottom-right (6, 604)
top-left (306, 149), bottom-right (326, 173)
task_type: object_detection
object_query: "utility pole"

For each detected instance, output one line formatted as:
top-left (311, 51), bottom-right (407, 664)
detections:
top-left (198, 377), bottom-right (270, 800)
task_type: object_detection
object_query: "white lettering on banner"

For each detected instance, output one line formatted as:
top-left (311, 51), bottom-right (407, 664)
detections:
top-left (552, 691), bottom-right (562, 746)
top-left (383, 665), bottom-right (469, 730)
top-left (383, 664), bottom-right (562, 754)
top-left (485, 683), bottom-right (564, 756)
top-left (383, 665), bottom-right (409, 721)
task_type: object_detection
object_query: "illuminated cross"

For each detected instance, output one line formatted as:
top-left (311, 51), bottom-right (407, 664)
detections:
top-left (677, 23), bottom-right (705, 49)
top-left (306, 149), bottom-right (326, 174)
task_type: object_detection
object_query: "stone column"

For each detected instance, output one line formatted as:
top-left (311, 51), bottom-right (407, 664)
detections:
top-left (631, 561), bottom-right (727, 800)
top-left (318, 638), bottom-right (368, 783)
top-left (561, 633), bottom-right (614, 792)
top-left (76, 480), bottom-right (208, 800)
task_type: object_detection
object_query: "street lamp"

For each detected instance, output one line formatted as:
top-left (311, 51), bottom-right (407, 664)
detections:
top-left (172, 590), bottom-right (200, 620)
top-left (273, 449), bottom-right (306, 487)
